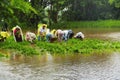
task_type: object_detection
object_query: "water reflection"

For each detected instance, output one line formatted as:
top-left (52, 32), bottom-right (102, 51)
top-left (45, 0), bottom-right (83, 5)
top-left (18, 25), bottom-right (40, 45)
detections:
top-left (1, 52), bottom-right (120, 80)
top-left (73, 28), bottom-right (120, 41)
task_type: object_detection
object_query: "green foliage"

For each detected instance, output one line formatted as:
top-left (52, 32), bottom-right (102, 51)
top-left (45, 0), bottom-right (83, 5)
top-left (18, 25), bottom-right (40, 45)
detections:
top-left (109, 0), bottom-right (120, 8)
top-left (67, 20), bottom-right (120, 28)
top-left (10, 0), bottom-right (37, 14)
top-left (42, 0), bottom-right (68, 25)
top-left (0, 37), bottom-right (39, 56)
top-left (0, 0), bottom-right (37, 28)
top-left (109, 0), bottom-right (114, 5)
top-left (50, 20), bottom-right (120, 29)
top-left (63, 0), bottom-right (114, 21)
top-left (1, 36), bottom-right (120, 55)
top-left (0, 0), bottom-right (120, 29)
top-left (36, 38), bottom-right (120, 54)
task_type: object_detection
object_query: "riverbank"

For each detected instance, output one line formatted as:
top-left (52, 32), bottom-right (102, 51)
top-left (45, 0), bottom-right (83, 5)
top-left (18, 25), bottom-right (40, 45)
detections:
top-left (0, 36), bottom-right (120, 56)
top-left (51, 20), bottom-right (120, 29)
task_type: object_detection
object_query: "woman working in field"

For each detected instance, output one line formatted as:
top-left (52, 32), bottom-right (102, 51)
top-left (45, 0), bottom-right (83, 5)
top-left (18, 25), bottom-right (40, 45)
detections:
top-left (46, 29), bottom-right (57, 42)
top-left (12, 25), bottom-right (23, 42)
top-left (37, 24), bottom-right (47, 41)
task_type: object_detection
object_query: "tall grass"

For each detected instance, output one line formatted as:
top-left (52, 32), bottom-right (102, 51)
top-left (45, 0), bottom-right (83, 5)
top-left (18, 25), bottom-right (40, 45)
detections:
top-left (50, 20), bottom-right (120, 29)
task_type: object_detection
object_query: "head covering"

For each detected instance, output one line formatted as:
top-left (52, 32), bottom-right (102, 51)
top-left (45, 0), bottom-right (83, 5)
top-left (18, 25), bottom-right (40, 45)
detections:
top-left (42, 24), bottom-right (47, 28)
top-left (37, 24), bottom-right (47, 36)
top-left (12, 25), bottom-right (23, 42)
top-left (38, 23), bottom-right (43, 28)
top-left (51, 29), bottom-right (56, 34)
top-left (12, 25), bottom-right (20, 31)
top-left (38, 24), bottom-right (47, 28)
top-left (16, 25), bottom-right (20, 28)
top-left (0, 31), bottom-right (10, 38)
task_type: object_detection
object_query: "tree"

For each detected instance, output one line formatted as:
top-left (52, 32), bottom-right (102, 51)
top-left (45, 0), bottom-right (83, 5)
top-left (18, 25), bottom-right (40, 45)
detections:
top-left (0, 0), bottom-right (37, 28)
top-left (109, 0), bottom-right (120, 19)
top-left (43, 0), bottom-right (69, 25)
top-left (63, 0), bottom-right (115, 21)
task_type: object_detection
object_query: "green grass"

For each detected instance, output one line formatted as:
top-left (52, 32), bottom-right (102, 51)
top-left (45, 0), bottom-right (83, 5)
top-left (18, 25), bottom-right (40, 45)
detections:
top-left (36, 39), bottom-right (120, 54)
top-left (50, 20), bottom-right (120, 29)
top-left (0, 37), bottom-right (39, 56)
top-left (1, 36), bottom-right (120, 55)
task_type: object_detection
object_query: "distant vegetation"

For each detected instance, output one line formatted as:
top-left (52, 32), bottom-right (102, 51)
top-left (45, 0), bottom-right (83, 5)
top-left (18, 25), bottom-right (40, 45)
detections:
top-left (0, 0), bottom-right (120, 28)
top-left (50, 20), bottom-right (120, 29)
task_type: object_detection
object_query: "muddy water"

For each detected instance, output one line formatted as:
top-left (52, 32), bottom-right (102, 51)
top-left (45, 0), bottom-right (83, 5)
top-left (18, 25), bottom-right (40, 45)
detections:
top-left (73, 28), bottom-right (120, 41)
top-left (1, 28), bottom-right (120, 80)
top-left (0, 53), bottom-right (120, 80)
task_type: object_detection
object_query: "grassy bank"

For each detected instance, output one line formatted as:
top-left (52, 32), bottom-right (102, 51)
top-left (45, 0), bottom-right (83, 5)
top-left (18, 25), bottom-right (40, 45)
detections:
top-left (36, 39), bottom-right (120, 54)
top-left (51, 20), bottom-right (120, 29)
top-left (0, 37), bottom-right (39, 56)
top-left (0, 37), bottom-right (120, 56)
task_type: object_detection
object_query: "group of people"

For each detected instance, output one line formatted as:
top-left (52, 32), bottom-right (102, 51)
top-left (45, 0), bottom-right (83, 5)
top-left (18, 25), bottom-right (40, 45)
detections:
top-left (0, 24), bottom-right (85, 43)
top-left (36, 24), bottom-right (85, 43)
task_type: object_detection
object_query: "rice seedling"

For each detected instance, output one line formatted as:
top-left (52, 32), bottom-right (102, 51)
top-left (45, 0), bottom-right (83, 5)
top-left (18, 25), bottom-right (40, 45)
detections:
top-left (1, 36), bottom-right (120, 55)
